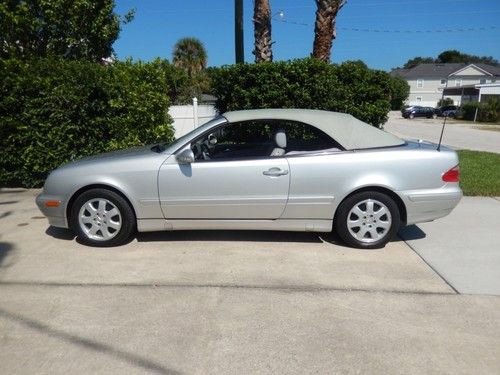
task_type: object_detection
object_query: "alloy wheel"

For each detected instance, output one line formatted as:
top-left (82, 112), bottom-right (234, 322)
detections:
top-left (78, 198), bottom-right (122, 241)
top-left (346, 199), bottom-right (392, 244)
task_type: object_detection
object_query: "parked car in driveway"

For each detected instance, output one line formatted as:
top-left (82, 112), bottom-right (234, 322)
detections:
top-left (36, 109), bottom-right (462, 249)
top-left (400, 105), bottom-right (419, 117)
top-left (402, 106), bottom-right (437, 119)
top-left (435, 105), bottom-right (458, 118)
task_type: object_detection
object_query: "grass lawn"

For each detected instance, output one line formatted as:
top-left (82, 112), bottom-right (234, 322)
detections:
top-left (473, 126), bottom-right (500, 132)
top-left (448, 118), bottom-right (500, 126)
top-left (458, 150), bottom-right (500, 196)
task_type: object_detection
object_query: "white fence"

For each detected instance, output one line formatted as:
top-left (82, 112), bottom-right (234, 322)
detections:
top-left (168, 98), bottom-right (218, 138)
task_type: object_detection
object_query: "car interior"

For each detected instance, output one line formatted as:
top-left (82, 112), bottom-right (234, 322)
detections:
top-left (190, 120), bottom-right (341, 161)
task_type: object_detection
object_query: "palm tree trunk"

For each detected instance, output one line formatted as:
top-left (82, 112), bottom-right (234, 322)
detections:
top-left (312, 0), bottom-right (345, 62)
top-left (253, 0), bottom-right (273, 62)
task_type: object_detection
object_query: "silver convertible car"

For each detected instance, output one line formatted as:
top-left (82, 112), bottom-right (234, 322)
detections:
top-left (36, 109), bottom-right (462, 249)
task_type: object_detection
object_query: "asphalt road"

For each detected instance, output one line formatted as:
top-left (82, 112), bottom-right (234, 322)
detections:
top-left (384, 111), bottom-right (500, 153)
top-left (1, 189), bottom-right (500, 374)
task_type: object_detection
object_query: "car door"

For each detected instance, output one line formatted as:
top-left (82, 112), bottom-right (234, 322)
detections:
top-left (157, 120), bottom-right (290, 219)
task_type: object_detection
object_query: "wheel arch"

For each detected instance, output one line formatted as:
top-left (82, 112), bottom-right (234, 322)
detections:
top-left (334, 186), bottom-right (407, 225)
top-left (66, 184), bottom-right (137, 228)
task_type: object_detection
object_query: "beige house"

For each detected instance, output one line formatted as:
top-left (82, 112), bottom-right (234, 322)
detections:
top-left (391, 63), bottom-right (500, 107)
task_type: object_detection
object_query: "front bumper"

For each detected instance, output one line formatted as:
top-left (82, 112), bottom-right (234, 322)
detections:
top-left (36, 193), bottom-right (69, 228)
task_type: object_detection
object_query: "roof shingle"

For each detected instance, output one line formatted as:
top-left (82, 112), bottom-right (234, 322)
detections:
top-left (390, 63), bottom-right (500, 78)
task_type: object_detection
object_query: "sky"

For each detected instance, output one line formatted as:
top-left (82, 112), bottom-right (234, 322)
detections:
top-left (113, 0), bottom-right (500, 71)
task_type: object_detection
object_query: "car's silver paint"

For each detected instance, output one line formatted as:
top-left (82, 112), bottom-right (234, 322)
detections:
top-left (38, 144), bottom-right (168, 227)
top-left (158, 151), bottom-right (290, 219)
top-left (36, 109), bottom-right (462, 235)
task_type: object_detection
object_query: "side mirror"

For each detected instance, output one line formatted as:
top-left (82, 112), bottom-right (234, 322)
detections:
top-left (176, 149), bottom-right (195, 164)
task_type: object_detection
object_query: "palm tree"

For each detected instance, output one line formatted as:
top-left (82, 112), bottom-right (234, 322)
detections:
top-left (312, 0), bottom-right (346, 62)
top-left (172, 37), bottom-right (208, 77)
top-left (253, 0), bottom-right (273, 62)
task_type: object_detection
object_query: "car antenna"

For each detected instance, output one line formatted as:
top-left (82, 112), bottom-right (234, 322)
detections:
top-left (437, 114), bottom-right (448, 151)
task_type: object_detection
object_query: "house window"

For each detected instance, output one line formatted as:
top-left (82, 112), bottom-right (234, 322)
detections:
top-left (455, 79), bottom-right (462, 87)
top-left (492, 79), bottom-right (497, 83)
top-left (417, 79), bottom-right (424, 88)
top-left (479, 78), bottom-right (486, 84)
top-left (416, 96), bottom-right (422, 102)
top-left (440, 79), bottom-right (446, 85)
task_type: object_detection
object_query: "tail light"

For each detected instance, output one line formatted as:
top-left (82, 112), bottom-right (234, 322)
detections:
top-left (442, 165), bottom-right (460, 182)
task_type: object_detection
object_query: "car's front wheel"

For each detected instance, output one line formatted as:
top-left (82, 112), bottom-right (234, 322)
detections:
top-left (334, 191), bottom-right (400, 249)
top-left (70, 188), bottom-right (136, 247)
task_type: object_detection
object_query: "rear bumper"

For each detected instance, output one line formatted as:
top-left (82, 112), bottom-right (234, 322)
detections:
top-left (36, 193), bottom-right (69, 228)
top-left (399, 187), bottom-right (462, 225)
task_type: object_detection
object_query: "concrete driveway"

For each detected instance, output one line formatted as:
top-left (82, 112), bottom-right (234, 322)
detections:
top-left (1, 189), bottom-right (500, 374)
top-left (399, 197), bottom-right (500, 295)
top-left (384, 111), bottom-right (500, 153)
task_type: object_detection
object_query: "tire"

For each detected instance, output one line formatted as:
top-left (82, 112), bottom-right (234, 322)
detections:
top-left (70, 188), bottom-right (136, 247)
top-left (409, 113), bottom-right (415, 119)
top-left (334, 191), bottom-right (401, 249)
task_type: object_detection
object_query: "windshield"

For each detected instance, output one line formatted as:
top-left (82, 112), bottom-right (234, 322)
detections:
top-left (163, 115), bottom-right (227, 153)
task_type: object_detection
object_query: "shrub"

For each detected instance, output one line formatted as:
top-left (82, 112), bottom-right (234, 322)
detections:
top-left (458, 99), bottom-right (500, 123)
top-left (437, 97), bottom-right (454, 107)
top-left (0, 58), bottom-right (174, 187)
top-left (458, 102), bottom-right (479, 121)
top-left (209, 58), bottom-right (396, 127)
top-left (388, 75), bottom-right (410, 110)
top-left (479, 97), bottom-right (500, 122)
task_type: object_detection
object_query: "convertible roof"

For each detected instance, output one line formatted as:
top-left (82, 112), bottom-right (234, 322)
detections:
top-left (222, 109), bottom-right (404, 150)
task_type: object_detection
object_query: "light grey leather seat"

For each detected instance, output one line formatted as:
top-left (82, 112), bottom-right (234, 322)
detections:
top-left (270, 130), bottom-right (287, 156)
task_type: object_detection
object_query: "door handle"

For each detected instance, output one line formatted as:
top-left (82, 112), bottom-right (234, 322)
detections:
top-left (263, 168), bottom-right (289, 177)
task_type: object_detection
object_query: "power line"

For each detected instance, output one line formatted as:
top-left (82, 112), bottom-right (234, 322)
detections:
top-left (275, 0), bottom-right (497, 8)
top-left (276, 18), bottom-right (497, 34)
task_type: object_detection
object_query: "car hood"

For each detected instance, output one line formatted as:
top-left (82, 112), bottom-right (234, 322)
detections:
top-left (58, 145), bottom-right (169, 170)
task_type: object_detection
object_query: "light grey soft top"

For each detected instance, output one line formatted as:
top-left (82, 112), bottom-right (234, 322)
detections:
top-left (223, 109), bottom-right (404, 150)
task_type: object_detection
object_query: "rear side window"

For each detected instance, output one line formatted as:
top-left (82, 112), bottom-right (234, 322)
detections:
top-left (279, 121), bottom-right (341, 153)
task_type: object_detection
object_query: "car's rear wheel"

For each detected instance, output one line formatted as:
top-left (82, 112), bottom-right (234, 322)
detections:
top-left (70, 188), bottom-right (136, 247)
top-left (334, 191), bottom-right (400, 249)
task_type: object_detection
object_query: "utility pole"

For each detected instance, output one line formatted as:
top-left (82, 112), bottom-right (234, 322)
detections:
top-left (235, 0), bottom-right (244, 63)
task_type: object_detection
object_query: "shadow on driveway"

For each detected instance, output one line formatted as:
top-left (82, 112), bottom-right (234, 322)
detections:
top-left (0, 211), bottom-right (13, 220)
top-left (137, 230), bottom-right (326, 243)
top-left (0, 307), bottom-right (181, 375)
top-left (0, 201), bottom-right (18, 206)
top-left (46, 227), bottom-right (76, 241)
top-left (0, 240), bottom-right (16, 269)
top-left (398, 225), bottom-right (427, 241)
top-left (43, 225), bottom-right (426, 248)
top-left (0, 189), bottom-right (27, 194)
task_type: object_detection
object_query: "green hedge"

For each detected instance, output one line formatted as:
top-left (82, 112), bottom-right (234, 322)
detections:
top-left (458, 99), bottom-right (500, 122)
top-left (0, 58), bottom-right (174, 187)
top-left (388, 75), bottom-right (410, 110)
top-left (209, 59), bottom-right (404, 126)
top-left (459, 102), bottom-right (479, 121)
